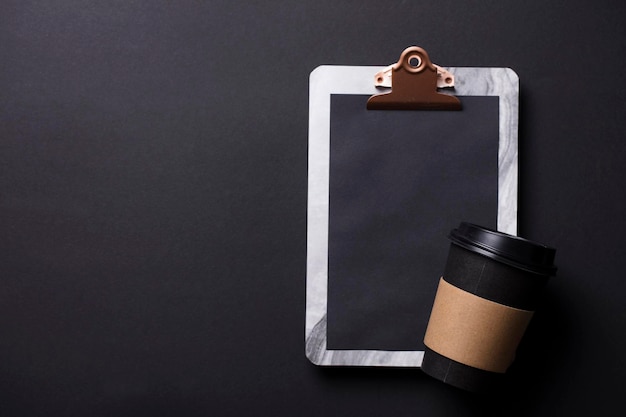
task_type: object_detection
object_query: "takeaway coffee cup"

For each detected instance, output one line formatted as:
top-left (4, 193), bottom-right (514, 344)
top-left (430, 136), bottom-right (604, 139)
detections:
top-left (422, 222), bottom-right (557, 392)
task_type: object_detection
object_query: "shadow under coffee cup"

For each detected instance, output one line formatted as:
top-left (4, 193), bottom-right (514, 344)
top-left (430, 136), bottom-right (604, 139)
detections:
top-left (422, 222), bottom-right (557, 392)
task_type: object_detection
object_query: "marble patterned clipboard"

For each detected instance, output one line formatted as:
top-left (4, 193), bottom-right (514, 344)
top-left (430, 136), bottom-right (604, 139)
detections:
top-left (306, 66), bottom-right (519, 367)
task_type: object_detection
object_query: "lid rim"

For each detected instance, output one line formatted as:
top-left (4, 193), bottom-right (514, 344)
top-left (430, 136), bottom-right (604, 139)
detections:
top-left (449, 223), bottom-right (557, 276)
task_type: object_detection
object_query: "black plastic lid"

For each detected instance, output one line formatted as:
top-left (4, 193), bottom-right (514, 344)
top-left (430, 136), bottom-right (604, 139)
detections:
top-left (449, 223), bottom-right (557, 276)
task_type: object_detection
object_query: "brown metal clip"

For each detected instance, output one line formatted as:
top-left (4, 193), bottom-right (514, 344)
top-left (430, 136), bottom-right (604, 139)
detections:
top-left (367, 46), bottom-right (462, 111)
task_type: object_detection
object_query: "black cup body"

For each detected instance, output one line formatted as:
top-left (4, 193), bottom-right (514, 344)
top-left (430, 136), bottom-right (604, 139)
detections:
top-left (421, 223), bottom-right (557, 392)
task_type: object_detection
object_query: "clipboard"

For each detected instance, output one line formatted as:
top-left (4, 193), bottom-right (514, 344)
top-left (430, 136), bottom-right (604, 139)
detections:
top-left (306, 47), bottom-right (519, 367)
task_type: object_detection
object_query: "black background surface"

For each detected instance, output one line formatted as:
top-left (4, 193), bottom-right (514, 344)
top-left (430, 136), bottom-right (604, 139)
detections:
top-left (1, 1), bottom-right (625, 416)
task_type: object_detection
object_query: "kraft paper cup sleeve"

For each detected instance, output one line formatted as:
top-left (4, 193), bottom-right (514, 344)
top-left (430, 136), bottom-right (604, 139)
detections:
top-left (424, 278), bottom-right (534, 374)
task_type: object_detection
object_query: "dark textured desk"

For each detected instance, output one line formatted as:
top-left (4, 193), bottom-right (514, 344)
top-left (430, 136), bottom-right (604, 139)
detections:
top-left (1, 1), bottom-right (625, 416)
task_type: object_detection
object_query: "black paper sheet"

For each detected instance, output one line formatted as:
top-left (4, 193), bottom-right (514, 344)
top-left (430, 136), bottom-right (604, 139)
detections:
top-left (327, 94), bottom-right (499, 350)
